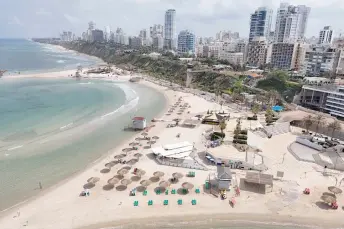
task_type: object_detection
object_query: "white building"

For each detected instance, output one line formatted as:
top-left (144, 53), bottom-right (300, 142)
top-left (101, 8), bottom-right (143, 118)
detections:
top-left (203, 45), bottom-right (220, 58)
top-left (219, 52), bottom-right (244, 66)
top-left (153, 35), bottom-right (164, 50)
top-left (305, 46), bottom-right (337, 77)
top-left (164, 9), bottom-right (177, 50)
top-left (319, 26), bottom-right (334, 45)
top-left (270, 42), bottom-right (306, 70)
top-left (150, 24), bottom-right (164, 38)
top-left (274, 3), bottom-right (311, 43)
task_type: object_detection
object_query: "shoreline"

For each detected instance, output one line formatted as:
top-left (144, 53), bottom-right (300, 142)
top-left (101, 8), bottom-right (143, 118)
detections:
top-left (0, 73), bottom-right (169, 215)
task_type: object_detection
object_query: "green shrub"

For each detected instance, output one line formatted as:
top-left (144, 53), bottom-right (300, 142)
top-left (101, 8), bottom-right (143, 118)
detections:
top-left (211, 132), bottom-right (225, 141)
top-left (233, 139), bottom-right (247, 144)
top-left (236, 135), bottom-right (247, 140)
top-left (240, 130), bottom-right (248, 134)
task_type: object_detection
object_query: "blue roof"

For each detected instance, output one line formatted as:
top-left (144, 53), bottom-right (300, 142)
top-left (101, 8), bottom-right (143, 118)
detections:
top-left (272, 105), bottom-right (283, 112)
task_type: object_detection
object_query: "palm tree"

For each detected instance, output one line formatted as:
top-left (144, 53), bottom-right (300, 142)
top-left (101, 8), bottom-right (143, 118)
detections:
top-left (314, 114), bottom-right (326, 133)
top-left (302, 115), bottom-right (314, 133)
top-left (328, 120), bottom-right (342, 138)
top-left (219, 120), bottom-right (227, 134)
top-left (251, 103), bottom-right (260, 118)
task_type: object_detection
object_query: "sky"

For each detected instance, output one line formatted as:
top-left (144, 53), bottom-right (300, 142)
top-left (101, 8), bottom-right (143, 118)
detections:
top-left (1, 0), bottom-right (344, 39)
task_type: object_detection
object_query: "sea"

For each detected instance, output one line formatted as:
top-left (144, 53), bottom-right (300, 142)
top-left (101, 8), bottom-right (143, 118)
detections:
top-left (0, 39), bottom-right (166, 211)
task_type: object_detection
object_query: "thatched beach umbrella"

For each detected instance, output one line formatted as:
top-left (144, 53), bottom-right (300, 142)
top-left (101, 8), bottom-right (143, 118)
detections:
top-left (172, 172), bottom-right (184, 179)
top-left (147, 140), bottom-right (156, 145)
top-left (116, 185), bottom-right (127, 191)
top-left (121, 179), bottom-right (132, 186)
top-left (108, 177), bottom-right (120, 185)
top-left (103, 184), bottom-right (115, 191)
top-left (159, 180), bottom-right (170, 189)
top-left (134, 153), bottom-right (143, 158)
top-left (141, 132), bottom-right (148, 136)
top-left (182, 182), bottom-right (194, 190)
top-left (328, 186), bottom-right (342, 195)
top-left (105, 161), bottom-right (117, 168)
top-left (87, 177), bottom-right (100, 184)
top-left (128, 158), bottom-right (139, 165)
top-left (114, 154), bottom-right (126, 159)
top-left (121, 166), bottom-right (132, 171)
top-left (321, 195), bottom-right (336, 204)
top-left (122, 148), bottom-right (133, 153)
top-left (129, 142), bottom-right (139, 146)
top-left (140, 180), bottom-right (152, 187)
top-left (117, 169), bottom-right (128, 176)
top-left (131, 175), bottom-right (141, 182)
top-left (153, 171), bottom-right (165, 177)
top-left (136, 169), bottom-right (146, 177)
top-left (152, 136), bottom-right (160, 140)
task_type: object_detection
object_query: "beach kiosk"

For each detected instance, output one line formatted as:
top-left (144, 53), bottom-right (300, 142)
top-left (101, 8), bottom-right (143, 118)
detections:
top-left (132, 117), bottom-right (147, 130)
top-left (216, 166), bottom-right (232, 191)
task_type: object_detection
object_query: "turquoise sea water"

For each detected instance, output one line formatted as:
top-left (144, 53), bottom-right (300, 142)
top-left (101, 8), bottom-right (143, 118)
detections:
top-left (0, 40), bottom-right (166, 211)
top-left (0, 39), bottom-right (101, 74)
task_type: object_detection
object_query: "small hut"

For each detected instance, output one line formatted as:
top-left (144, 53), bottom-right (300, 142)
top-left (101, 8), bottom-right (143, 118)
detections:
top-left (132, 117), bottom-right (147, 130)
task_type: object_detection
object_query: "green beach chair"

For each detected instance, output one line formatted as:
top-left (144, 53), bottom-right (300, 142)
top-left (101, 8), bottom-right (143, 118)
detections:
top-left (156, 189), bottom-right (161, 195)
top-left (192, 199), bottom-right (197, 205)
top-left (165, 189), bottom-right (169, 195)
top-left (133, 201), bottom-right (139, 206)
top-left (178, 199), bottom-right (183, 205)
top-left (143, 190), bottom-right (147, 196)
top-left (171, 189), bottom-right (176, 194)
top-left (163, 200), bottom-right (169, 205)
top-left (182, 189), bottom-right (188, 194)
top-left (148, 200), bottom-right (153, 206)
top-left (195, 188), bottom-right (200, 194)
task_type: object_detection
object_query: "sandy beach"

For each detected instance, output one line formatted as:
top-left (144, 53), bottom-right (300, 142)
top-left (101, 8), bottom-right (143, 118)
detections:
top-left (1, 70), bottom-right (344, 229)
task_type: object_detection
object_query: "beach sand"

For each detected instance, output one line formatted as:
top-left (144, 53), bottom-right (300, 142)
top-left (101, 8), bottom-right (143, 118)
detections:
top-left (0, 71), bottom-right (344, 229)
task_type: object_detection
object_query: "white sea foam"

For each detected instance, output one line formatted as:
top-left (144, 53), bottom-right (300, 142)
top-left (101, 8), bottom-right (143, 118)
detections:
top-left (7, 145), bottom-right (23, 151)
top-left (60, 123), bottom-right (73, 130)
top-left (79, 82), bottom-right (93, 85)
top-left (56, 60), bottom-right (66, 64)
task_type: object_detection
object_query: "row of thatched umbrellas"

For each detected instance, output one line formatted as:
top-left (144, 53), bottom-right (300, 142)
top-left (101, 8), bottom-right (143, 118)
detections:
top-left (85, 170), bottom-right (194, 192)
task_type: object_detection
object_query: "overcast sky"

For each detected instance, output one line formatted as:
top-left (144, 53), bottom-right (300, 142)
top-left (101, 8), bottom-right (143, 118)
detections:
top-left (1, 0), bottom-right (344, 39)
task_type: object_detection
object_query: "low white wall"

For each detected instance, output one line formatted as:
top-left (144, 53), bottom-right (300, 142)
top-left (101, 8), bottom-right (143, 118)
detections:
top-left (296, 136), bottom-right (323, 151)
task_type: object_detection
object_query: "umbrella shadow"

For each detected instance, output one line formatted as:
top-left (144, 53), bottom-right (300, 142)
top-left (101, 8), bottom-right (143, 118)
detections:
top-left (128, 159), bottom-right (139, 165)
top-left (83, 183), bottom-right (95, 189)
top-left (177, 188), bottom-right (188, 195)
top-left (103, 184), bottom-right (115, 191)
top-left (134, 153), bottom-right (143, 158)
top-left (116, 185), bottom-right (127, 191)
top-left (149, 176), bottom-right (160, 183)
top-left (315, 201), bottom-right (331, 210)
top-left (136, 186), bottom-right (146, 192)
top-left (100, 168), bottom-right (111, 174)
top-left (131, 176), bottom-right (141, 182)
top-left (154, 187), bottom-right (166, 193)
top-left (143, 146), bottom-right (151, 149)
top-left (169, 178), bottom-right (179, 184)
top-left (322, 192), bottom-right (336, 198)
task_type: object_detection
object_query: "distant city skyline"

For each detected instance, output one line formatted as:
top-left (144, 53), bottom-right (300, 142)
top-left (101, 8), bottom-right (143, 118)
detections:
top-left (1, 0), bottom-right (344, 38)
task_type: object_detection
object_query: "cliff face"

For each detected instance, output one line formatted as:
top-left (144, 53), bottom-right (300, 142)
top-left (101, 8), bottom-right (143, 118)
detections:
top-left (60, 41), bottom-right (236, 92)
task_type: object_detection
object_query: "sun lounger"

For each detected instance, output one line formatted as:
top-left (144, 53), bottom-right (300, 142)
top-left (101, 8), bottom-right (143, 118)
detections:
top-left (143, 190), bottom-right (147, 196)
top-left (191, 199), bottom-right (197, 205)
top-left (133, 201), bottom-right (139, 206)
top-left (188, 171), bottom-right (195, 177)
top-left (195, 188), bottom-right (200, 194)
top-left (148, 200), bottom-right (153, 206)
top-left (156, 189), bottom-right (161, 195)
top-left (178, 199), bottom-right (183, 205)
top-left (163, 200), bottom-right (169, 205)
top-left (165, 190), bottom-right (169, 195)
top-left (182, 189), bottom-right (188, 194)
top-left (171, 189), bottom-right (176, 194)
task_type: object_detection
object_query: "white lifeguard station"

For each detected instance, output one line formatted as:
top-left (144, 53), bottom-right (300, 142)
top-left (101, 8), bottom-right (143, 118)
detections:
top-left (132, 117), bottom-right (146, 130)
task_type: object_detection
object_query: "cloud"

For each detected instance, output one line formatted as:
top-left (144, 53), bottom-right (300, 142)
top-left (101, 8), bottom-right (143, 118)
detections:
top-left (1, 0), bottom-right (344, 38)
top-left (7, 16), bottom-right (23, 26)
top-left (36, 8), bottom-right (52, 16)
top-left (64, 14), bottom-right (80, 25)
